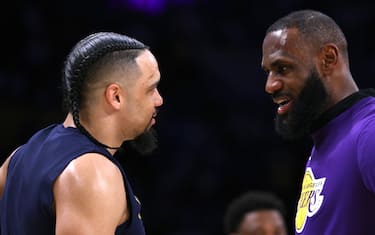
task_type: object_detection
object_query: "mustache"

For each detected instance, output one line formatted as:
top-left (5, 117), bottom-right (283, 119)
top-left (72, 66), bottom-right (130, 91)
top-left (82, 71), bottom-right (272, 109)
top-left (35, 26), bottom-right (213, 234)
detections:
top-left (271, 91), bottom-right (293, 100)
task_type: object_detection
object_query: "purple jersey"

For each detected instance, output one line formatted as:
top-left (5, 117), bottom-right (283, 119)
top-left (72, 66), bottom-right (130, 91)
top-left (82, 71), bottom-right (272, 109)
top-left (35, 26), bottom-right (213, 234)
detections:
top-left (295, 91), bottom-right (375, 234)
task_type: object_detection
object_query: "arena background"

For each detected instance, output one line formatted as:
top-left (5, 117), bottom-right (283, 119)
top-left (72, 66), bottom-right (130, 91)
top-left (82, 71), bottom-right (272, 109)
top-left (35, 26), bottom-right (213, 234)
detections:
top-left (1, 0), bottom-right (374, 234)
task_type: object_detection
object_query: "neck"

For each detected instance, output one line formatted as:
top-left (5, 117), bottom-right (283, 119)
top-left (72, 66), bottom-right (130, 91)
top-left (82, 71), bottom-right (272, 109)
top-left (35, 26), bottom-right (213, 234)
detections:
top-left (63, 113), bottom-right (122, 155)
top-left (326, 70), bottom-right (358, 108)
top-left (63, 113), bottom-right (76, 128)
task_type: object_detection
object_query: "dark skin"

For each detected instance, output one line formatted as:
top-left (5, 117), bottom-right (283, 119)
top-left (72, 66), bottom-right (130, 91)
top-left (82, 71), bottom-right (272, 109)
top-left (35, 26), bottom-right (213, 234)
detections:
top-left (261, 27), bottom-right (358, 118)
top-left (232, 209), bottom-right (287, 235)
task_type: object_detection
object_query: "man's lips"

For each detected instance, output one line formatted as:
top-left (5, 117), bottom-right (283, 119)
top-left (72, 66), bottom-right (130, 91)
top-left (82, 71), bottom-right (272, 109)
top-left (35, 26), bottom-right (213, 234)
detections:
top-left (277, 100), bottom-right (292, 115)
top-left (151, 112), bottom-right (157, 125)
top-left (273, 97), bottom-right (292, 115)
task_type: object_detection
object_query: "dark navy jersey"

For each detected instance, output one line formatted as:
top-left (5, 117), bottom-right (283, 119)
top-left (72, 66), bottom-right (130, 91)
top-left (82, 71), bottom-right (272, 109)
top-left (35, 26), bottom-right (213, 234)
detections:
top-left (0, 124), bottom-right (145, 235)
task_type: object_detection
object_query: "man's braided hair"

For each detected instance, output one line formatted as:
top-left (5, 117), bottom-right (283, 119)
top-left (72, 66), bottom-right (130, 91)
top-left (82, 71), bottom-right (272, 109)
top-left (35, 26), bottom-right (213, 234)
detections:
top-left (61, 32), bottom-right (148, 149)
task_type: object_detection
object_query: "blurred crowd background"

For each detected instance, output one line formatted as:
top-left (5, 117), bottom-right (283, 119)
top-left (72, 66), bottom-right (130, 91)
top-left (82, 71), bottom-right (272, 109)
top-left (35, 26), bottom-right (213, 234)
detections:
top-left (1, 0), bottom-right (375, 234)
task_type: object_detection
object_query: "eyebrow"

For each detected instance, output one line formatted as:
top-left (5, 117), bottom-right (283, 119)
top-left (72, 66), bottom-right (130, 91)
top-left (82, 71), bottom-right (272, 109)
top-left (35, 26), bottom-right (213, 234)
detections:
top-left (266, 58), bottom-right (294, 70)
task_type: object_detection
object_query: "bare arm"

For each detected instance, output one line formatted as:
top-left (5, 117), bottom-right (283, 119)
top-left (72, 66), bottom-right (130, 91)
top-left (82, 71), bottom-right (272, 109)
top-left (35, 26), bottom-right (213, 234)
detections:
top-left (53, 153), bottom-right (128, 235)
top-left (0, 156), bottom-right (11, 198)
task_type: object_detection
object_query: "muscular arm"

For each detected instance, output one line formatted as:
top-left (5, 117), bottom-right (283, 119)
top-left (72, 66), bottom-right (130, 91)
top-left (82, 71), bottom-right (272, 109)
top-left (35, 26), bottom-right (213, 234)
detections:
top-left (53, 153), bottom-right (128, 235)
top-left (0, 156), bottom-right (11, 198)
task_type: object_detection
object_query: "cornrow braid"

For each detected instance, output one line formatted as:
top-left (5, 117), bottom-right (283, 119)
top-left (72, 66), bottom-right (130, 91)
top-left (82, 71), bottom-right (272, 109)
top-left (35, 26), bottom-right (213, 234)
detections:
top-left (62, 32), bottom-right (148, 150)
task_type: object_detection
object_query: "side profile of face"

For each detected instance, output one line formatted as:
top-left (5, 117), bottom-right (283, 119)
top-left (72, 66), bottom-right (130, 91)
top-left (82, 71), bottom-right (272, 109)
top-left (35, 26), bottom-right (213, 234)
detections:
top-left (261, 28), bottom-right (328, 139)
top-left (234, 210), bottom-right (287, 235)
top-left (121, 50), bottom-right (163, 138)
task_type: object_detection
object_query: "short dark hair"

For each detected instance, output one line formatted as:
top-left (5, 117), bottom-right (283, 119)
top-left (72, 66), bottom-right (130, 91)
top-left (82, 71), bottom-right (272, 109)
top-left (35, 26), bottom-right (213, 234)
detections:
top-left (61, 32), bottom-right (148, 149)
top-left (223, 191), bottom-right (286, 234)
top-left (266, 10), bottom-right (348, 58)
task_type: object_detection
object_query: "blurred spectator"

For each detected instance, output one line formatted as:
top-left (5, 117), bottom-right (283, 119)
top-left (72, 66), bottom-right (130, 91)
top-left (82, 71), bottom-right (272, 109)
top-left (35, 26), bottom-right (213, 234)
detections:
top-left (224, 191), bottom-right (288, 235)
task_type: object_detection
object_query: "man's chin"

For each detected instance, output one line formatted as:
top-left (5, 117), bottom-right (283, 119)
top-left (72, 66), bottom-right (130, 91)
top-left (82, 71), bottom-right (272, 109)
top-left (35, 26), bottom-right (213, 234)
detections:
top-left (274, 68), bottom-right (328, 140)
top-left (120, 128), bottom-right (158, 156)
top-left (275, 115), bottom-right (309, 140)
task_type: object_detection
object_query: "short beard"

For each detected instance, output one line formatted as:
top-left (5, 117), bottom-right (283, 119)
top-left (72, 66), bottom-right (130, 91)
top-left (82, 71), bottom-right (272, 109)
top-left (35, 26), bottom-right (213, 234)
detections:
top-left (119, 128), bottom-right (158, 156)
top-left (275, 69), bottom-right (328, 140)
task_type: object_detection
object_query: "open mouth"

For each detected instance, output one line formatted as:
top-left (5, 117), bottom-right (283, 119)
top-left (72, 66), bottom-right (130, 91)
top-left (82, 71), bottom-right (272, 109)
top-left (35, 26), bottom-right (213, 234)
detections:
top-left (279, 99), bottom-right (290, 107)
top-left (275, 98), bottom-right (292, 115)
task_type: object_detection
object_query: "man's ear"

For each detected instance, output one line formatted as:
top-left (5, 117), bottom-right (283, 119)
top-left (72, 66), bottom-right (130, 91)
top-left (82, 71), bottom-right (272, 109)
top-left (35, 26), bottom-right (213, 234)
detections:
top-left (105, 83), bottom-right (122, 110)
top-left (319, 44), bottom-right (339, 75)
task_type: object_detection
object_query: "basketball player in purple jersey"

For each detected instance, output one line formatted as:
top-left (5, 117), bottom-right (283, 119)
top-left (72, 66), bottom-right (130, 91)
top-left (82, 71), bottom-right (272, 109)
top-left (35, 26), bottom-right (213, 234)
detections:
top-left (262, 10), bottom-right (375, 235)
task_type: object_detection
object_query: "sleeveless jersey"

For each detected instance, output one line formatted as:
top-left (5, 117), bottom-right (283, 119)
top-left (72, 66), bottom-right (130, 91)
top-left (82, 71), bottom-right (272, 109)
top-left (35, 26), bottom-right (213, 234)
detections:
top-left (0, 124), bottom-right (145, 235)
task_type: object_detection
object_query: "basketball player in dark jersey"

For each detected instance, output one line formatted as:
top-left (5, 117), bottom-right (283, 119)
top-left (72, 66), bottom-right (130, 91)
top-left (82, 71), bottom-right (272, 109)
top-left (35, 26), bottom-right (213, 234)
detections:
top-left (0, 32), bottom-right (163, 235)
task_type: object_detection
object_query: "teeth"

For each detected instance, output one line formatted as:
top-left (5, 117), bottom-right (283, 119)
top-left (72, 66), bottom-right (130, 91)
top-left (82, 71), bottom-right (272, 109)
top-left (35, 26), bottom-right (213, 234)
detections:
top-left (273, 96), bottom-right (290, 106)
top-left (277, 99), bottom-right (289, 106)
top-left (280, 101), bottom-right (288, 105)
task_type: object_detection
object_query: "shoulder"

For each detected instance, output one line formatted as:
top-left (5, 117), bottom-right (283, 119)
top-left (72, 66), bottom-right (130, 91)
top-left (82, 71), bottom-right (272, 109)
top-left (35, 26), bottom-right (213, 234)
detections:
top-left (53, 153), bottom-right (128, 233)
top-left (355, 110), bottom-right (375, 193)
top-left (351, 97), bottom-right (375, 137)
top-left (54, 153), bottom-right (125, 196)
top-left (356, 109), bottom-right (375, 171)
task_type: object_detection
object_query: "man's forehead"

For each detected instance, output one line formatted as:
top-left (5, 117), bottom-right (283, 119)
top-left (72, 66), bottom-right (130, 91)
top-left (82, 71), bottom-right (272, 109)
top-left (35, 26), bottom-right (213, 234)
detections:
top-left (262, 28), bottom-right (307, 64)
top-left (263, 28), bottom-right (300, 50)
top-left (270, 29), bottom-right (288, 46)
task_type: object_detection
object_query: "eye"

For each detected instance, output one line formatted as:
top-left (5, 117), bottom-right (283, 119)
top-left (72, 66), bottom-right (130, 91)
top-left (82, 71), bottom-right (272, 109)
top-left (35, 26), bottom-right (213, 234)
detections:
top-left (276, 65), bottom-right (289, 74)
top-left (275, 64), bottom-right (293, 76)
top-left (148, 88), bottom-right (156, 95)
